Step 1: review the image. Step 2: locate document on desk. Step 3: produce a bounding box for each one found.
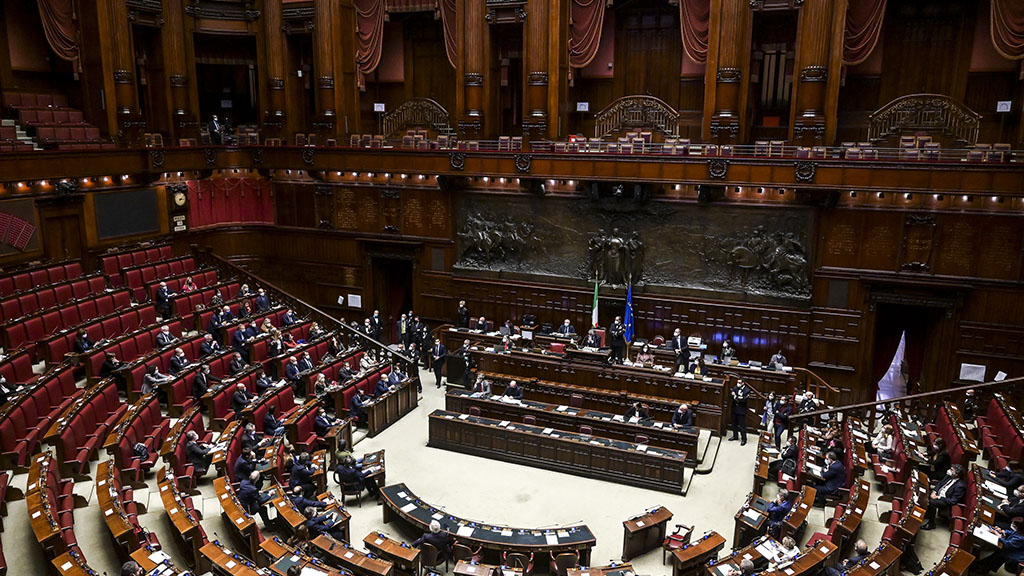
[743,509,762,523]
[458,414,470,420]
[432,512,444,520]
[400,503,418,513]
[397,491,408,499]
[984,480,1007,496]
[973,524,1001,546]
[542,428,554,434]
[301,568,328,576]
[763,447,779,456]
[556,405,568,412]
[653,422,664,428]
[501,529,513,537]
[546,534,560,545]
[148,550,171,564]
[457,525,475,538]
[636,444,648,452]
[498,420,510,427]
[613,415,625,422]
[806,463,822,475]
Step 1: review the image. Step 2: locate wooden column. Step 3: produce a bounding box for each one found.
[260,0,288,138]
[547,0,569,140]
[702,0,752,144]
[337,0,361,137]
[313,0,359,139]
[313,0,339,136]
[456,0,488,139]
[163,0,194,140]
[523,0,550,139]
[103,0,144,145]
[789,0,845,146]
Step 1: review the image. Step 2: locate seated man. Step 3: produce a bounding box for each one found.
[412,520,452,563]
[813,451,846,506]
[997,485,1024,529]
[973,516,1024,574]
[672,403,695,427]
[993,464,1024,492]
[503,380,523,400]
[349,390,371,427]
[255,369,276,393]
[185,430,214,477]
[228,352,249,376]
[314,407,340,438]
[334,455,381,499]
[237,470,273,527]
[387,366,407,387]
[303,507,347,540]
[727,559,756,576]
[100,352,127,394]
[233,449,258,483]
[155,325,178,348]
[192,364,220,402]
[241,422,268,452]
[824,540,871,576]
[169,348,190,374]
[199,333,222,357]
[232,383,255,416]
[556,318,576,336]
[281,309,299,326]
[263,404,286,437]
[289,452,319,498]
[768,436,799,479]
[922,464,966,530]
[766,489,793,538]
[374,376,393,397]
[297,351,315,373]
[624,401,650,421]
[581,330,601,348]
[288,484,327,512]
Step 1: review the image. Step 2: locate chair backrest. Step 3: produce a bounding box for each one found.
[569,394,583,408]
[419,542,441,566]
[523,416,536,425]
[506,552,532,571]
[553,552,579,576]
[579,425,592,435]
[452,543,474,562]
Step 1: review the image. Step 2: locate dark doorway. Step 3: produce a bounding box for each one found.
[491,24,523,136]
[870,303,950,398]
[41,214,82,261]
[193,34,259,128]
[371,257,414,343]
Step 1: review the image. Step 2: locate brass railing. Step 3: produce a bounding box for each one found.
[868,94,981,145]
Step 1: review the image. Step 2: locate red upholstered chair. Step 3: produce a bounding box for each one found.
[662,524,693,564]
[550,551,580,576]
[503,552,534,576]
[550,342,565,353]
[592,329,606,347]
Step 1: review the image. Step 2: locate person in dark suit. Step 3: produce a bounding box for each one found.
[155,282,175,318]
[199,333,221,357]
[672,403,695,427]
[208,115,225,144]
[556,319,576,336]
[228,352,248,376]
[471,374,492,396]
[369,310,383,341]
[232,383,254,415]
[169,348,190,374]
[668,328,687,373]
[994,465,1024,492]
[334,455,380,498]
[387,366,407,386]
[232,327,252,362]
[720,340,736,362]
[499,320,517,337]
[503,380,524,400]
[473,316,488,332]
[768,435,799,479]
[233,450,257,482]
[814,451,846,506]
[73,329,95,354]
[412,520,453,563]
[314,407,340,438]
[921,464,967,529]
[238,470,274,526]
[374,377,392,397]
[192,364,220,403]
[155,325,177,348]
[264,404,285,436]
[207,309,226,343]
[100,352,126,393]
[997,485,1024,528]
[457,300,470,328]
[766,489,793,537]
[824,540,871,576]
[185,430,213,477]
[284,356,302,392]
[430,340,446,389]
[303,508,347,540]
[581,329,601,348]
[289,453,318,498]
[254,289,271,312]
[297,352,314,373]
[624,401,650,421]
[397,313,411,347]
[282,309,299,326]
[241,422,267,452]
[608,316,626,363]
[963,388,980,422]
[255,369,275,394]
[349,391,371,427]
[730,380,751,444]
[926,437,952,484]
[973,517,1024,574]
[773,396,793,449]
[288,484,327,512]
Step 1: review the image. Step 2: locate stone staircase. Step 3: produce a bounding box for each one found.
[1,118,41,150]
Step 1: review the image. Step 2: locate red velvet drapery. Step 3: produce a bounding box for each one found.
[679,0,709,64]
[569,0,606,69]
[187,179,274,229]
[843,0,886,66]
[991,0,1024,77]
[36,0,79,70]
[439,0,457,68]
[356,0,386,87]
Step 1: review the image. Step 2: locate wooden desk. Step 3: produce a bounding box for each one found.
[130,545,192,575]
[927,547,974,576]
[95,459,136,552]
[364,532,420,576]
[270,483,350,542]
[733,494,771,548]
[365,378,420,437]
[381,483,596,564]
[757,540,837,576]
[567,564,635,576]
[157,467,208,572]
[753,432,777,494]
[201,540,263,576]
[428,409,688,493]
[670,531,727,576]
[312,534,395,576]
[454,560,523,576]
[826,479,869,551]
[843,543,901,576]
[214,476,262,560]
[781,487,816,540]
[446,389,699,465]
[259,536,350,576]
[52,551,95,576]
[622,506,673,561]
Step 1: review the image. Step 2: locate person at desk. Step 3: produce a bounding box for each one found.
[499,334,513,352]
[156,325,178,348]
[374,375,393,397]
[687,356,707,376]
[334,455,381,499]
[766,489,793,537]
[624,401,650,421]
[185,430,214,477]
[823,539,870,576]
[282,309,299,327]
[73,329,95,354]
[769,350,787,367]
[289,484,327,512]
[797,392,819,414]
[922,464,966,530]
[199,333,222,357]
[241,422,268,452]
[314,407,341,437]
[192,364,220,404]
[727,559,755,576]
[169,347,190,375]
[499,319,518,337]
[471,374,492,396]
[350,390,371,427]
[264,404,285,436]
[297,351,315,373]
[232,383,255,417]
[233,449,257,482]
[457,300,470,328]
[609,316,626,364]
[777,536,800,564]
[926,437,952,484]
[729,380,751,445]
[768,435,799,479]
[973,517,1024,575]
[772,396,792,449]
[387,365,407,386]
[101,352,127,394]
[556,319,576,336]
[255,369,276,394]
[430,340,447,389]
[669,328,687,373]
[239,470,275,527]
[453,338,471,357]
[141,365,170,399]
[290,452,319,498]
[720,340,736,363]
[228,352,249,376]
[672,403,695,427]
[581,329,601,349]
[870,425,895,459]
[473,316,488,332]
[412,520,453,563]
[993,464,1024,492]
[813,451,846,506]
[503,380,524,400]
[312,374,335,397]
[635,344,655,366]
[121,560,144,576]
[997,485,1024,528]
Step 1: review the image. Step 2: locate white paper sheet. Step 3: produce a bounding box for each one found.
[400,503,417,513]
[457,525,475,537]
[545,534,559,545]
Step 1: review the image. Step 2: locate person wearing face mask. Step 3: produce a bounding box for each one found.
[813,451,846,506]
[926,437,951,484]
[997,485,1024,528]
[669,328,687,373]
[369,310,383,341]
[635,344,655,366]
[972,516,1024,575]
[921,464,966,530]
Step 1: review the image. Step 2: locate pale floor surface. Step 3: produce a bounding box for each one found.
[1,377,971,576]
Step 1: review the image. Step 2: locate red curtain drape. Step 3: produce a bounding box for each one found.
[569,0,606,69]
[991,0,1024,78]
[679,0,709,64]
[36,0,79,69]
[439,0,457,68]
[187,179,273,229]
[843,0,886,66]
[356,0,386,87]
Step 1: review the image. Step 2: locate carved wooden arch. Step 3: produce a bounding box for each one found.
[593,95,680,139]
[868,94,981,145]
[382,98,456,139]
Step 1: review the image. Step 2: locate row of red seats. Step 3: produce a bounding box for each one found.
[287,399,325,454]
[1,287,132,352]
[979,394,1024,465]
[192,294,262,336]
[259,322,318,377]
[40,304,157,366]
[170,280,240,316]
[2,91,71,110]
[165,350,235,417]
[35,126,106,147]
[101,244,174,280]
[96,458,162,554]
[204,367,263,432]
[878,469,930,549]
[83,319,184,382]
[121,255,195,291]
[0,126,30,152]
[50,379,128,476]
[123,331,219,398]
[18,108,87,127]
[0,365,81,469]
[0,347,41,388]
[106,393,170,484]
[0,273,107,323]
[927,405,972,468]
[161,405,214,491]
[26,453,83,561]
[306,349,365,390]
[0,259,82,297]
[243,384,297,436]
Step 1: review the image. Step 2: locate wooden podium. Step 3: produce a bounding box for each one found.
[622,506,673,560]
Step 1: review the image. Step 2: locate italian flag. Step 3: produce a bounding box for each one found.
[591,279,599,327]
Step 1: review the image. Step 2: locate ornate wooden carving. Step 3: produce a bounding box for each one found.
[594,96,680,139]
[794,161,816,183]
[382,98,456,138]
[869,94,981,145]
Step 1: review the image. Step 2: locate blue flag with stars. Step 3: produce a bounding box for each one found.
[624,281,635,345]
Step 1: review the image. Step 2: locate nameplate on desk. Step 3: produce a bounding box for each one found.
[374,538,384,545]
[61,561,73,572]
[542,428,554,434]
[499,421,510,427]
[97,480,106,487]
[432,512,444,520]
[31,511,41,519]
[502,529,513,536]
[225,561,237,569]
[105,508,114,516]
[345,552,355,559]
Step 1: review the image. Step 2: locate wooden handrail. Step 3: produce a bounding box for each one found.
[791,367,841,407]
[191,246,415,367]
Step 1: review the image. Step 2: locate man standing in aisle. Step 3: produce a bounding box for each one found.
[430,339,447,389]
[730,379,751,445]
[609,316,626,364]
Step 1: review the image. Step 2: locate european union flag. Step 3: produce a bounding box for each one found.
[624,282,635,345]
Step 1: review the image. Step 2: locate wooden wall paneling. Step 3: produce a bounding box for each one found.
[612,3,682,112]
[404,14,457,115]
[703,0,752,143]
[286,33,315,136]
[313,0,340,136]
[524,0,551,139]
[103,0,142,143]
[272,182,318,228]
[337,0,361,137]
[0,2,13,91]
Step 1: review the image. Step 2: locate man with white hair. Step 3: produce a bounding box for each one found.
[185,430,213,477]
[155,281,175,318]
[412,520,453,562]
